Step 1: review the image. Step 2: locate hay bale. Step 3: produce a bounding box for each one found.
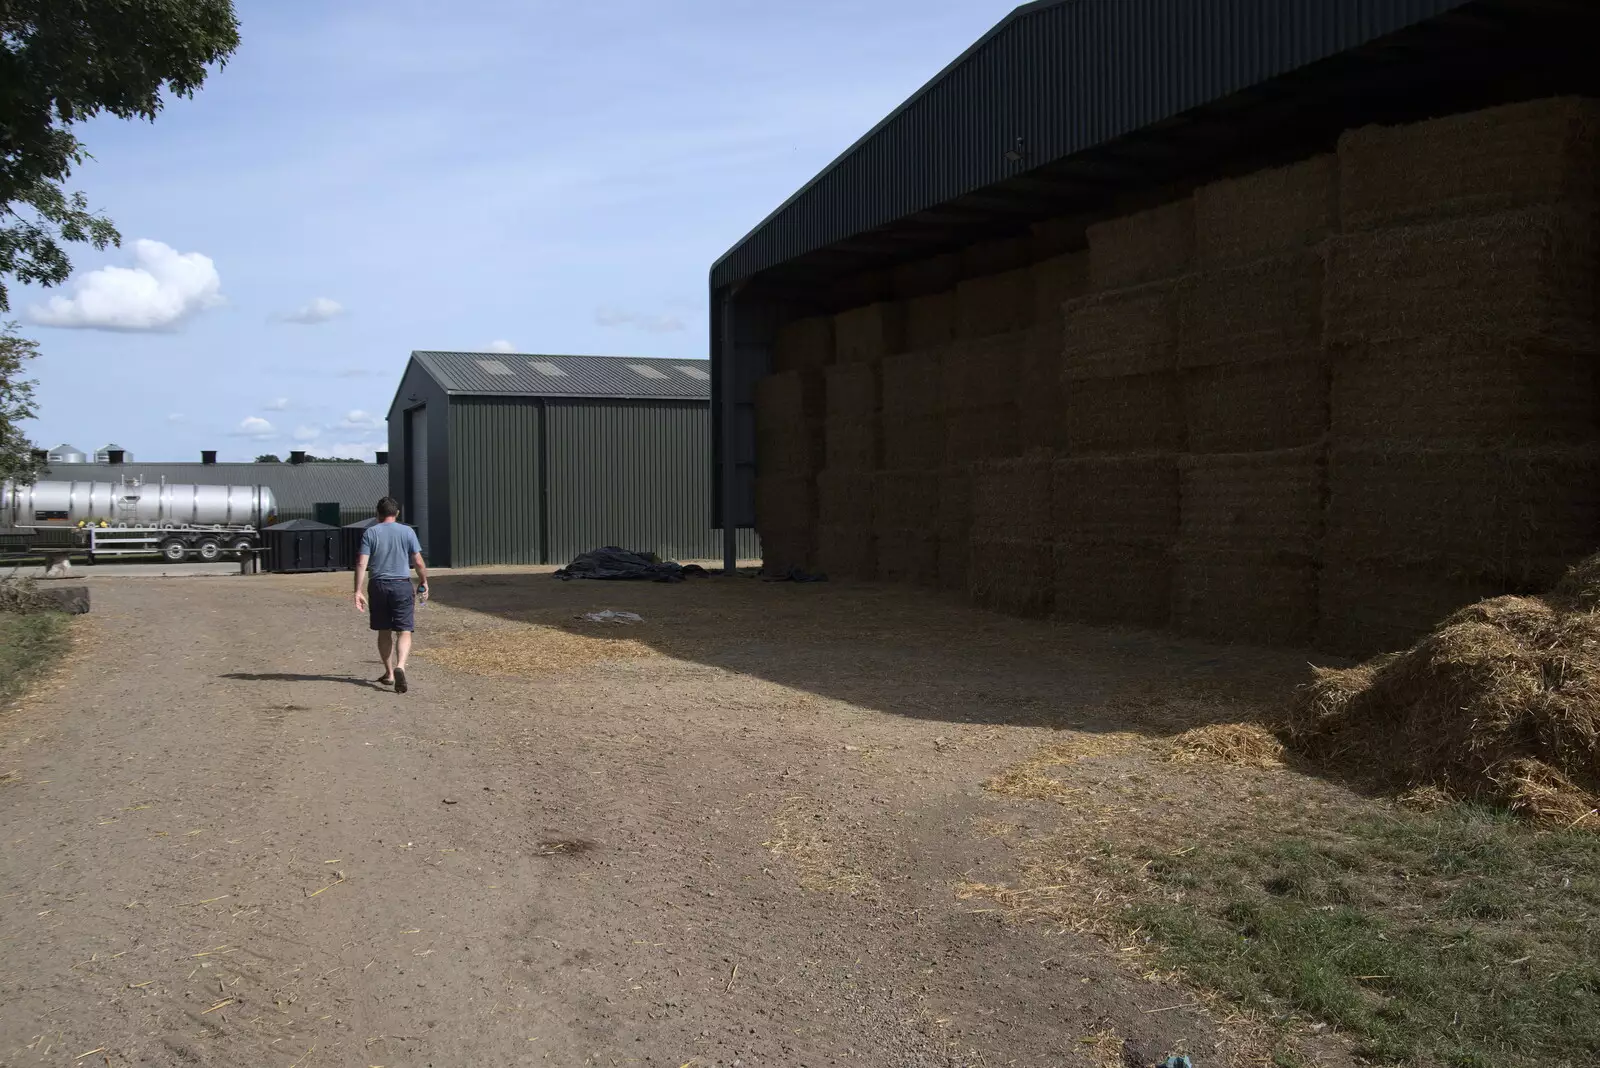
[1061,282,1178,380]
[1338,97,1600,233]
[1326,444,1600,587]
[817,469,876,529]
[756,474,815,532]
[892,253,961,299]
[876,529,940,586]
[968,539,1054,617]
[1317,555,1503,657]
[1017,328,1064,453]
[1062,373,1184,455]
[756,369,826,424]
[1177,250,1325,369]
[1184,358,1329,454]
[773,316,834,372]
[883,415,944,471]
[1052,454,1179,546]
[944,405,1021,464]
[956,268,1035,339]
[937,536,969,591]
[757,419,823,475]
[1179,447,1324,557]
[1053,542,1172,628]
[824,417,879,472]
[1173,549,1318,647]
[760,529,817,574]
[1324,206,1600,350]
[905,291,956,350]
[1287,578,1600,824]
[971,455,1054,543]
[834,302,906,364]
[874,468,939,532]
[881,351,942,420]
[825,363,879,420]
[1088,199,1195,290]
[962,235,1032,277]
[1330,336,1600,446]
[818,525,876,580]
[942,335,1026,412]
[938,466,972,540]
[1032,252,1090,325]
[1194,155,1338,265]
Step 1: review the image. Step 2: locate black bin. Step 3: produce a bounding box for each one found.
[263,519,342,573]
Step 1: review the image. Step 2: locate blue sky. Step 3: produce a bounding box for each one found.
[15,0,1017,461]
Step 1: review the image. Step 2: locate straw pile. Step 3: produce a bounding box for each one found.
[1326,444,1600,590]
[1288,561,1600,826]
[1330,336,1598,446]
[904,291,957,350]
[772,315,835,373]
[956,268,1035,339]
[1052,454,1178,627]
[1179,448,1324,557]
[1317,554,1503,657]
[1184,358,1329,453]
[1338,97,1600,233]
[834,302,906,364]
[1324,206,1598,350]
[1062,374,1184,455]
[1177,250,1325,369]
[968,454,1054,616]
[1168,723,1286,768]
[1173,548,1319,647]
[1087,200,1195,290]
[937,466,972,591]
[1194,154,1338,265]
[881,350,945,470]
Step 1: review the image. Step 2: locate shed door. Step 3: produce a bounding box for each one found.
[407,407,429,552]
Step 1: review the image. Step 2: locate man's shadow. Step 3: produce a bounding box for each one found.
[220,672,387,690]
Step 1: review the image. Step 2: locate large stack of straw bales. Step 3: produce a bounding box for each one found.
[751,96,1599,654]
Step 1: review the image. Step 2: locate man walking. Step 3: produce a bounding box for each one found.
[354,496,428,693]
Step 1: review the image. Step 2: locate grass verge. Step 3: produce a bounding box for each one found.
[0,610,71,706]
[1129,806,1600,1066]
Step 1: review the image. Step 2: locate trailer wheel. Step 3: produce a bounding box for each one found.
[229,537,253,557]
[159,538,188,563]
[196,537,222,562]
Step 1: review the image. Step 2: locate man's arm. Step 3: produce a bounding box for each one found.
[411,552,428,590]
[354,553,371,608]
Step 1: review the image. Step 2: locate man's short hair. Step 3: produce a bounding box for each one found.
[376,496,401,519]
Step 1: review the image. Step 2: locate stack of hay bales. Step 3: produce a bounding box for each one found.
[1321,97,1600,654]
[754,367,826,572]
[943,334,1026,464]
[1052,453,1178,627]
[1022,252,1089,451]
[1174,157,1336,645]
[967,452,1054,616]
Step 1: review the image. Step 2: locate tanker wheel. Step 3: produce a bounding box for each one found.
[196,537,222,562]
[229,537,253,557]
[159,538,188,563]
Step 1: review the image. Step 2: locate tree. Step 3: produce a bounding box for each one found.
[0,324,42,482]
[0,1,240,310]
[254,454,281,463]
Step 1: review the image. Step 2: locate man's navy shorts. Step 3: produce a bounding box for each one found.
[369,577,416,632]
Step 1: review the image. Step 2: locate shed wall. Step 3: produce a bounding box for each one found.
[447,397,544,568]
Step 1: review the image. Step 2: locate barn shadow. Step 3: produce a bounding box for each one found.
[422,568,1343,745]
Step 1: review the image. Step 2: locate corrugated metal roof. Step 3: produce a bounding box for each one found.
[409,352,711,401]
[41,462,391,516]
[711,0,1485,288]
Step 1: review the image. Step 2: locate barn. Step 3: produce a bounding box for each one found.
[386,351,759,568]
[711,0,1600,655]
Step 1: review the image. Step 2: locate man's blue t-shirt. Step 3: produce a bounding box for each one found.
[361,522,421,579]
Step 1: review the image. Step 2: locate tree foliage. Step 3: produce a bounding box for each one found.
[0,323,42,481]
[0,0,240,309]
[254,454,281,463]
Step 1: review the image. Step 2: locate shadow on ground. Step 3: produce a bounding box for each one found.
[221,671,387,690]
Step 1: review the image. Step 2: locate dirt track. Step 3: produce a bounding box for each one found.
[0,572,1357,1067]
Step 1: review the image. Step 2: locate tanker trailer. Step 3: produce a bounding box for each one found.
[1,477,278,562]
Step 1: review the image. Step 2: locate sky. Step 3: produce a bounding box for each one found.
[13,0,1020,462]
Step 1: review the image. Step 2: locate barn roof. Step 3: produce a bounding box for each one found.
[407,352,712,402]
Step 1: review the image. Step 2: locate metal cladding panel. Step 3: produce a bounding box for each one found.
[710,0,1470,287]
[544,400,760,566]
[447,398,543,568]
[413,351,711,400]
[407,408,429,553]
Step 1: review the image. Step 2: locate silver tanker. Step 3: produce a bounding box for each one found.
[2,478,277,530]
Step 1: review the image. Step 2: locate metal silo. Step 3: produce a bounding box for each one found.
[94,443,133,463]
[47,443,87,464]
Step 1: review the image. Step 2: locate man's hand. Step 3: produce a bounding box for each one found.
[354,591,368,612]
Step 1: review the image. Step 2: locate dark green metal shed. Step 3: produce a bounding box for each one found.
[385,351,760,568]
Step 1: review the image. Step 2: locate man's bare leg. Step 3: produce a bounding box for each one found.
[392,632,413,693]
[377,630,395,683]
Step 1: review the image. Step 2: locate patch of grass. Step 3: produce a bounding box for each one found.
[0,610,70,706]
[1126,806,1600,1066]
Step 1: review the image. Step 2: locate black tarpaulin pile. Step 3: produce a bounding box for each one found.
[553,547,710,583]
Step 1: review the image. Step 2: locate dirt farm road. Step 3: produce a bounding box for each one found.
[1,574,1347,1067]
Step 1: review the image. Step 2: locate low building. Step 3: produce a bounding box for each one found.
[386,350,758,567]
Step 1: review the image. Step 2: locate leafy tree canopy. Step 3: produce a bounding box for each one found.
[0,323,42,481]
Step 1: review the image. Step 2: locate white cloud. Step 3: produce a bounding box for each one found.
[336,368,372,378]
[264,397,290,411]
[292,424,322,442]
[595,306,687,334]
[167,413,186,424]
[233,416,277,439]
[281,297,344,324]
[26,239,224,331]
[486,339,517,353]
[340,409,381,431]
